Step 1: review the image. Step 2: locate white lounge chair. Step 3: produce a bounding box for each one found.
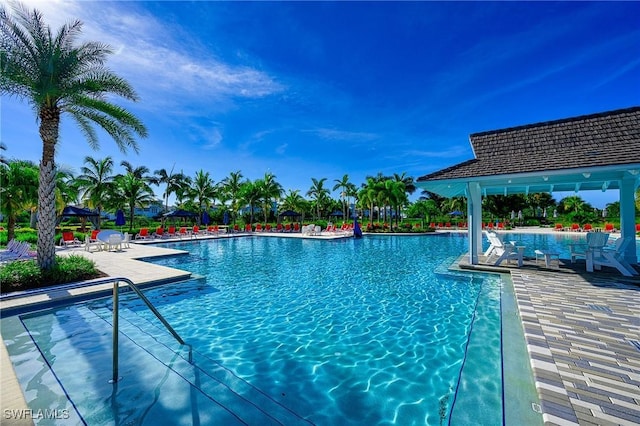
[569,232,609,263]
[485,233,524,267]
[588,237,638,276]
[483,231,503,257]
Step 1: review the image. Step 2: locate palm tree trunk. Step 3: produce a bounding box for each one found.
[37,111,60,270]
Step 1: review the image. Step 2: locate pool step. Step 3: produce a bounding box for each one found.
[89,303,312,425]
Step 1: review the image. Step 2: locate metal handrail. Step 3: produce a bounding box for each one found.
[95,277,192,383]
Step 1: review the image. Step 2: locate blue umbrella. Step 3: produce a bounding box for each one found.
[223,211,230,225]
[353,216,363,238]
[202,210,210,225]
[448,210,463,216]
[115,209,126,228]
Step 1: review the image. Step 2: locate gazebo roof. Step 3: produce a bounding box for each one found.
[416,106,640,197]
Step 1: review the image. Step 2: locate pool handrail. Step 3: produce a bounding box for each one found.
[104,276,192,383]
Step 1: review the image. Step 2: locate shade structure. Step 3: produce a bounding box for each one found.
[163,209,197,218]
[278,210,301,217]
[329,211,344,217]
[202,211,210,225]
[60,206,99,217]
[115,209,126,226]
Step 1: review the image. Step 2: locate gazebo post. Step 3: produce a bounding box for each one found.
[620,176,638,265]
[467,182,482,265]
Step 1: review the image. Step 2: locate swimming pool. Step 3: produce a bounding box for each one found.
[4,235,507,425]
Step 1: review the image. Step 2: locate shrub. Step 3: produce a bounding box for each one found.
[0,255,102,293]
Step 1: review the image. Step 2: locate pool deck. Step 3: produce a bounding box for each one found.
[459,255,640,426]
[2,229,640,425]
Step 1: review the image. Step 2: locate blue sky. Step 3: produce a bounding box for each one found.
[2,1,639,208]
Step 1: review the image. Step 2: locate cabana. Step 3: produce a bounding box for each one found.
[416,106,640,266]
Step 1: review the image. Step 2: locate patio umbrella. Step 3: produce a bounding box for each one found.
[57,205,99,231]
[510,210,515,220]
[115,209,126,230]
[602,209,607,218]
[543,208,547,218]
[202,210,210,225]
[553,209,558,218]
[223,211,229,225]
[353,216,362,238]
[517,210,523,220]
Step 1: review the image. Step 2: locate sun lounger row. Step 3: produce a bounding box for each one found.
[0,239,34,263]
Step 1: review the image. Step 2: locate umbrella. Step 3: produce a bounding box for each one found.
[115,209,126,229]
[517,210,523,220]
[553,209,558,218]
[510,210,515,220]
[58,205,99,231]
[353,216,362,238]
[543,208,547,218]
[223,211,229,225]
[202,211,210,225]
[602,209,607,218]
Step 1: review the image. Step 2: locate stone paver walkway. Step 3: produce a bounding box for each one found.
[511,269,640,426]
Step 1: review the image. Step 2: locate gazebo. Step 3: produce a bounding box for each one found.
[416,106,640,266]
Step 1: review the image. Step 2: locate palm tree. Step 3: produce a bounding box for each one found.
[0,160,39,241]
[121,160,158,186]
[280,189,306,214]
[154,165,187,213]
[333,174,356,220]
[257,172,283,223]
[189,170,217,223]
[1,4,147,269]
[307,177,330,220]
[114,173,156,232]
[75,156,114,229]
[239,180,261,225]
[221,171,246,225]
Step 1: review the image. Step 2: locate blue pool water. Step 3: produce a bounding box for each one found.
[5,235,505,425]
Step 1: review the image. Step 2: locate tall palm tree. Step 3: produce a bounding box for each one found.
[154,165,187,213]
[221,170,246,225]
[114,173,156,232]
[239,180,261,225]
[333,174,356,220]
[75,156,114,229]
[120,160,158,185]
[189,170,217,223]
[0,4,147,269]
[307,177,330,220]
[280,189,305,213]
[257,172,283,223]
[0,160,39,241]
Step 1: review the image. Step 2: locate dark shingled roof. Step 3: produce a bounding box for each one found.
[417,106,640,182]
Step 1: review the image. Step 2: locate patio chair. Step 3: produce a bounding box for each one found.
[265,224,272,232]
[568,232,609,263]
[284,224,291,232]
[276,223,283,232]
[554,223,564,231]
[153,227,165,238]
[136,228,151,240]
[294,223,300,232]
[569,223,582,232]
[178,227,189,239]
[60,231,81,247]
[255,223,263,232]
[192,225,201,237]
[167,226,177,238]
[245,224,253,232]
[84,235,102,252]
[0,240,31,261]
[483,231,504,257]
[604,223,616,232]
[122,232,131,249]
[583,223,593,232]
[105,234,123,252]
[485,234,524,267]
[588,237,638,276]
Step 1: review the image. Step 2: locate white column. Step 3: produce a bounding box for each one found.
[467,182,482,264]
[619,175,637,265]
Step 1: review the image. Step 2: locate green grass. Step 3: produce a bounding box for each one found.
[0,255,103,293]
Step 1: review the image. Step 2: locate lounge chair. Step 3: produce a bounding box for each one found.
[583,223,593,232]
[554,223,564,231]
[89,229,101,242]
[255,223,262,232]
[178,227,190,239]
[0,239,32,261]
[245,224,252,232]
[293,223,300,232]
[485,233,524,266]
[153,227,165,238]
[569,223,581,232]
[167,226,177,238]
[60,231,81,247]
[265,224,272,232]
[569,232,609,264]
[588,237,638,276]
[136,228,151,240]
[604,223,616,232]
[192,225,201,237]
[233,224,240,233]
[284,224,292,232]
[276,223,283,232]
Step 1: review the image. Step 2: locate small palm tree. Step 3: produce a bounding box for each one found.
[220,170,246,225]
[0,3,147,269]
[114,173,156,232]
[258,172,283,223]
[190,170,217,223]
[307,177,330,220]
[155,165,187,213]
[333,174,356,220]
